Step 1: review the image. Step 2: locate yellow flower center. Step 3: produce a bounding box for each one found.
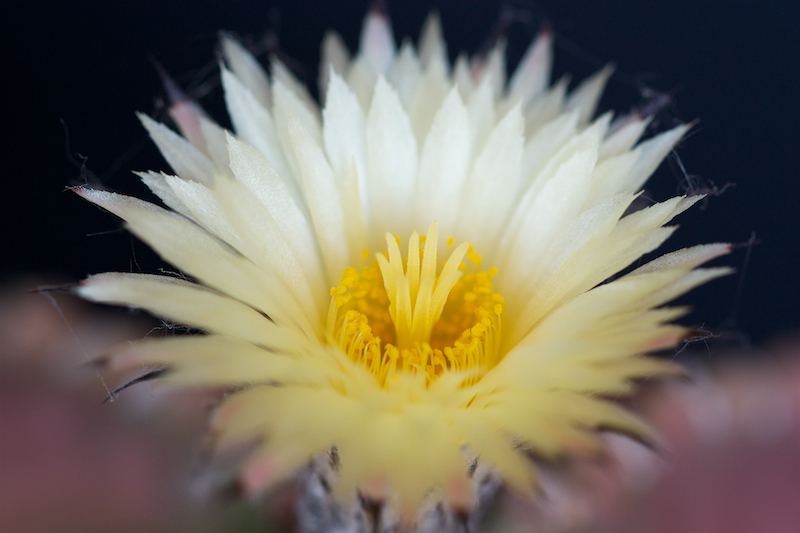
[328,222,504,387]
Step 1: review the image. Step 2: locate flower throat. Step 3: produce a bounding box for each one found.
[328,222,504,387]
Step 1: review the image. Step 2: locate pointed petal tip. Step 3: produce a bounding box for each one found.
[135,110,156,129]
[72,185,109,205]
[368,0,388,17]
[148,56,187,105]
[359,2,396,74]
[70,184,89,196]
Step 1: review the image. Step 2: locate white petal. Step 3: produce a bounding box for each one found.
[226,134,324,300]
[456,104,524,251]
[525,76,569,134]
[365,77,419,240]
[270,55,320,119]
[340,160,370,258]
[508,29,553,108]
[565,64,614,126]
[504,193,635,331]
[591,196,699,278]
[319,31,351,100]
[583,150,639,209]
[623,123,691,192]
[272,78,323,186]
[386,40,421,107]
[221,35,271,109]
[600,116,651,159]
[546,193,638,276]
[162,174,246,252]
[414,88,471,238]
[287,116,350,285]
[418,11,447,71]
[197,116,230,171]
[631,242,731,276]
[136,170,190,216]
[167,99,210,156]
[500,147,598,294]
[520,110,579,190]
[510,196,703,344]
[345,58,377,110]
[323,70,368,207]
[452,54,472,100]
[477,39,506,101]
[466,76,496,158]
[221,67,297,200]
[529,112,610,198]
[138,113,215,186]
[634,267,733,311]
[213,173,322,324]
[407,56,451,143]
[357,9,396,74]
[501,114,607,259]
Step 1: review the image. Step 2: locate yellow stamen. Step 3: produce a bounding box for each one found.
[328,223,503,387]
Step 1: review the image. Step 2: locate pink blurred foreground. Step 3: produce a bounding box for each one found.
[2,278,799,532]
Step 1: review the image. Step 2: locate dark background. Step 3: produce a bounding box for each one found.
[3,0,799,353]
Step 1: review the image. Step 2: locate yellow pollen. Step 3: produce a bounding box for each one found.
[467,245,482,265]
[447,237,455,246]
[327,222,503,387]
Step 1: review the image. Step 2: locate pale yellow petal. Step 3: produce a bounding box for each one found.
[78,273,296,348]
[111,336,325,387]
[76,188,315,337]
